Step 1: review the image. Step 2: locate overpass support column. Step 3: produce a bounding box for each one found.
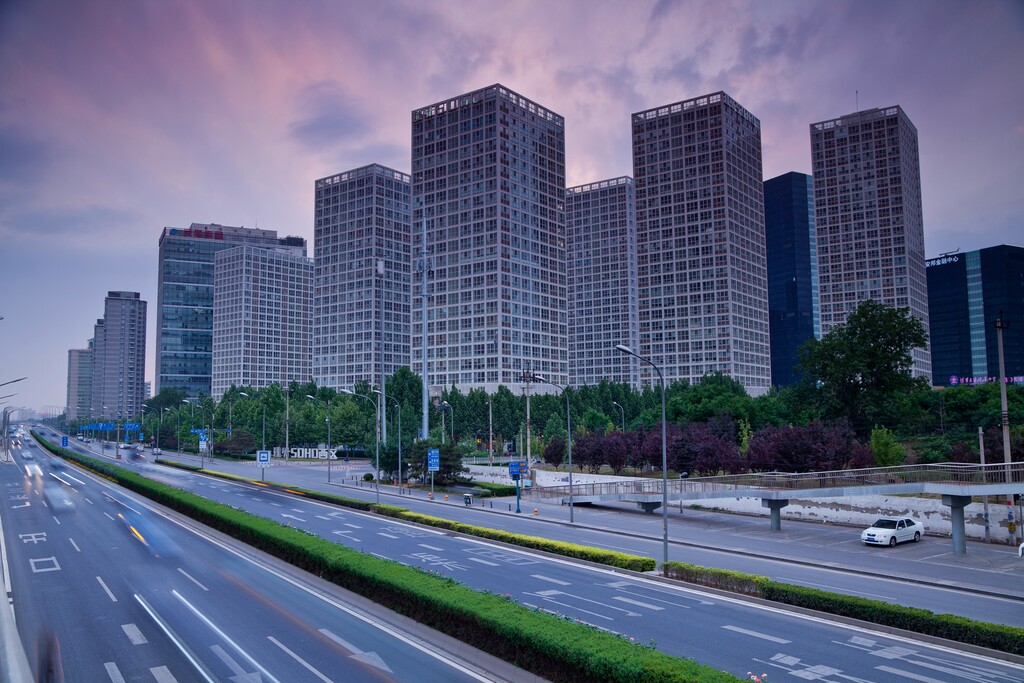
[942,495,972,555]
[762,499,789,531]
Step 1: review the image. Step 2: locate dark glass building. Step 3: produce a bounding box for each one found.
[764,172,819,387]
[926,245,1024,387]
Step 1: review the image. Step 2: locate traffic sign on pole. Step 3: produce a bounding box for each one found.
[257,450,270,464]
[428,448,440,472]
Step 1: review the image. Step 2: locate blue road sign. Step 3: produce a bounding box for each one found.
[190,428,206,435]
[61,436,68,448]
[257,450,270,464]
[124,422,140,431]
[428,448,440,472]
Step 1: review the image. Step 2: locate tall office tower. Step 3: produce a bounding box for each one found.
[764,172,820,387]
[631,92,770,396]
[566,176,638,388]
[412,84,567,394]
[212,244,313,399]
[66,339,94,420]
[313,164,411,391]
[89,291,147,420]
[926,245,1024,387]
[156,223,306,397]
[810,106,931,379]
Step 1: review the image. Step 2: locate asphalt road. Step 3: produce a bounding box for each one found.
[47,437,1024,682]
[108,442,1024,628]
[2,436,537,682]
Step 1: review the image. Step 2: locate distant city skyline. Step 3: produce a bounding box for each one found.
[1,0,1021,410]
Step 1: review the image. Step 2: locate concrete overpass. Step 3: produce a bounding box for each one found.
[527,461,1024,554]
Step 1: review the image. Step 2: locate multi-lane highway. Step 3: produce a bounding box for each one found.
[35,432,1024,683]
[1,435,536,682]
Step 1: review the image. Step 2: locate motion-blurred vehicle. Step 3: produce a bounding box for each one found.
[43,486,75,512]
[861,517,923,546]
[115,507,179,558]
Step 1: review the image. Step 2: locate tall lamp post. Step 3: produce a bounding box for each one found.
[612,401,625,432]
[441,401,454,444]
[307,394,333,483]
[343,389,380,503]
[533,375,573,523]
[616,344,669,569]
[375,390,402,492]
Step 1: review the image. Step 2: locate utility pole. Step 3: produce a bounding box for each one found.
[995,315,1018,544]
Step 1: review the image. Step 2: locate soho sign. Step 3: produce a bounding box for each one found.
[272,446,337,459]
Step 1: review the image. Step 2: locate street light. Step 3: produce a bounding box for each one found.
[307,394,333,483]
[375,390,402,492]
[441,401,454,444]
[342,389,380,503]
[612,401,625,433]
[533,374,573,522]
[616,343,669,569]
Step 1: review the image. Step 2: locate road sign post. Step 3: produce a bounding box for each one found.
[509,460,527,513]
[257,450,270,481]
[428,448,439,497]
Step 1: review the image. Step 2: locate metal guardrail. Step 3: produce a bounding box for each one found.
[528,461,1024,500]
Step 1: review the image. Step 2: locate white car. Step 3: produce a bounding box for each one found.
[861,517,923,546]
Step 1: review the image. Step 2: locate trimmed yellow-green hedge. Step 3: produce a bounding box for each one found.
[664,561,1024,656]
[37,433,738,683]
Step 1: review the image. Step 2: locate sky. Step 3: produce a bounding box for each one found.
[0,0,1021,414]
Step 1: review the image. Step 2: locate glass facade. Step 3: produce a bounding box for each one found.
[212,245,312,399]
[412,84,567,394]
[810,106,931,379]
[156,223,301,397]
[566,177,638,388]
[90,291,147,420]
[631,92,771,395]
[313,164,411,390]
[764,172,819,387]
[927,245,1024,386]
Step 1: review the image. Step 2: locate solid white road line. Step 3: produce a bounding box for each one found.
[97,576,118,602]
[177,568,209,591]
[875,665,944,682]
[418,544,443,551]
[172,590,282,683]
[134,594,216,683]
[268,635,333,683]
[612,596,664,611]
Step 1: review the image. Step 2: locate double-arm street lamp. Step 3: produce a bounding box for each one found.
[533,375,574,523]
[375,390,402,492]
[616,343,669,568]
[342,389,380,503]
[307,394,333,482]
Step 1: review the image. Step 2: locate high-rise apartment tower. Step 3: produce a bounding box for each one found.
[810,106,931,379]
[566,176,638,388]
[412,84,567,393]
[313,164,411,391]
[631,92,770,395]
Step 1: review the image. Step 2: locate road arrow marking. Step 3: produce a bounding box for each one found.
[319,628,393,673]
[280,513,306,522]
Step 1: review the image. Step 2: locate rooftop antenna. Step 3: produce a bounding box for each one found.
[856,90,859,112]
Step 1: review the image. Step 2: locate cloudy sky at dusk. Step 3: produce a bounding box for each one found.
[1,0,1021,413]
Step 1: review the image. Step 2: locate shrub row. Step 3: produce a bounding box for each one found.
[462,481,519,497]
[37,433,737,682]
[664,561,1024,656]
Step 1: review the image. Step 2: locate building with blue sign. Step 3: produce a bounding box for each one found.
[926,245,1024,387]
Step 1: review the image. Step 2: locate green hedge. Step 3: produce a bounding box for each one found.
[36,432,737,683]
[664,561,1023,656]
[463,481,518,497]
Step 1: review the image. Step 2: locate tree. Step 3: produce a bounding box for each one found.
[543,436,565,468]
[797,300,928,434]
[603,431,629,475]
[870,426,904,467]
